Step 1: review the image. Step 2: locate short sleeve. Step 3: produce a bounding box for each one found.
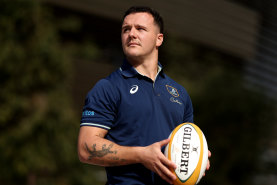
[80,79,118,130]
[182,89,194,123]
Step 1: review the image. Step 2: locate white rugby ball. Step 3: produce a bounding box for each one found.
[164,123,208,185]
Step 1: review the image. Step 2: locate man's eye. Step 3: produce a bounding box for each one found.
[123,28,130,33]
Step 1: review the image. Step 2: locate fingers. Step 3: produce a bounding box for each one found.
[203,150,212,176]
[155,139,177,184]
[159,138,170,147]
[156,163,176,184]
[159,144,177,184]
[206,159,210,171]
[142,139,177,184]
[160,152,177,170]
[203,159,210,177]
[207,150,211,170]
[155,157,176,184]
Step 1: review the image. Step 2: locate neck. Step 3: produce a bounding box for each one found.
[127,56,159,81]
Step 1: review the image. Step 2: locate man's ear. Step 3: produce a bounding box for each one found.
[156,33,164,47]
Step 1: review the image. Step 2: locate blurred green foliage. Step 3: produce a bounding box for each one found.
[0,0,104,185]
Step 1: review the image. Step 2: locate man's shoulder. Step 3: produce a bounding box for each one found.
[89,71,117,93]
[101,68,124,82]
[95,68,122,87]
[163,73,190,95]
[163,74,183,88]
[87,69,122,100]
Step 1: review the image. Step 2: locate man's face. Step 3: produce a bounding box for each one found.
[121,12,163,61]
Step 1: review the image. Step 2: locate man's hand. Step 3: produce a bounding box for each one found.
[139,138,177,184]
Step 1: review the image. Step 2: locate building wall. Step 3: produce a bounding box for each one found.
[244,0,277,101]
[44,0,260,60]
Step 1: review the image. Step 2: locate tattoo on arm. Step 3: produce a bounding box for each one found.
[85,143,117,160]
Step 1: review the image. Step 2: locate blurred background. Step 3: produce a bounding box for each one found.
[0,0,276,185]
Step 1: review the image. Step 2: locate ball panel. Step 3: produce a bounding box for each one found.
[187,123,204,185]
[196,133,209,184]
[167,123,185,161]
[174,123,200,183]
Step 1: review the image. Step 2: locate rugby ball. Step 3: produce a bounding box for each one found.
[164,123,208,185]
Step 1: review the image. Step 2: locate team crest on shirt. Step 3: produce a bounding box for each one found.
[166,85,179,97]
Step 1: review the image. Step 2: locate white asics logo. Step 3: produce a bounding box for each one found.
[130,85,138,94]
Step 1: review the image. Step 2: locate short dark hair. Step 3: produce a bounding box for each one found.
[123,6,164,34]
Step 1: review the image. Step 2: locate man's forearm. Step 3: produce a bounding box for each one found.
[78,136,143,167]
[78,126,177,184]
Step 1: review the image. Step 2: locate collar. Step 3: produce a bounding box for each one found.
[119,59,165,78]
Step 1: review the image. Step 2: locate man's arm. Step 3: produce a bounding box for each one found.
[77,126,177,184]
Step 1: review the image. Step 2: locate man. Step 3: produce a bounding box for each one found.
[78,6,210,185]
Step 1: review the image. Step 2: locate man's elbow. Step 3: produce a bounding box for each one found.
[78,144,89,164]
[78,148,100,166]
[78,152,87,163]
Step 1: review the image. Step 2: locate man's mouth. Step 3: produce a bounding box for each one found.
[128,42,140,47]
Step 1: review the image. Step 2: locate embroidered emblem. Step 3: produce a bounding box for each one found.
[166,85,179,97]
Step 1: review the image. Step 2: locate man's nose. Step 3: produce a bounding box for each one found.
[129,27,137,38]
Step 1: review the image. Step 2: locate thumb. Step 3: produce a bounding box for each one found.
[159,138,170,148]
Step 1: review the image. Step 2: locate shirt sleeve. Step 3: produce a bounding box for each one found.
[182,88,194,123]
[80,79,118,130]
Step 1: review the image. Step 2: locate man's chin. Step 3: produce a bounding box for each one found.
[125,51,142,58]
[125,55,144,64]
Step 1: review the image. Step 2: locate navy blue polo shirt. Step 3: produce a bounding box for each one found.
[80,60,193,185]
